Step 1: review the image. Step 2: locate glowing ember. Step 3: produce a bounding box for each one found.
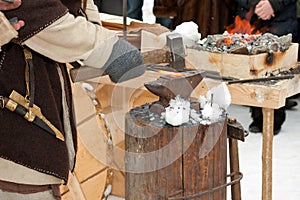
[156,70,186,78]
[196,8,292,55]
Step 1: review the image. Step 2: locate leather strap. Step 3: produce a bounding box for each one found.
[23,47,35,108]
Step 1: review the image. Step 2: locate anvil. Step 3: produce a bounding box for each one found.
[144,70,205,107]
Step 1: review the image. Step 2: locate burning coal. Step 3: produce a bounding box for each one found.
[197,32,293,55]
[195,9,293,55]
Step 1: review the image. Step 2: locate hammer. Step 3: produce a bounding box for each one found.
[166,32,186,71]
[69,33,186,82]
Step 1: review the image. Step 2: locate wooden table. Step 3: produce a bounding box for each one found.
[196,75,300,200]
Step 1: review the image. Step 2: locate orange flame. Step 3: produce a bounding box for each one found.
[227,16,260,35]
[226,10,260,35]
[156,70,186,78]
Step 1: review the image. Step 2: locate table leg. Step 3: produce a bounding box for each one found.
[229,138,241,200]
[262,108,274,200]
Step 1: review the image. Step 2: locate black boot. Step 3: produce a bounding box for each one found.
[249,107,263,133]
[273,107,286,135]
[285,98,298,110]
[248,107,285,135]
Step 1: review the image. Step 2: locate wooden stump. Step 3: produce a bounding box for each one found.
[125,105,227,200]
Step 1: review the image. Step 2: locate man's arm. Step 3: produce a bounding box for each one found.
[0,0,24,48]
[0,0,24,30]
[24,13,144,83]
[24,13,118,68]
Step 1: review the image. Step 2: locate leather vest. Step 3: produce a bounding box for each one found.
[0,0,82,181]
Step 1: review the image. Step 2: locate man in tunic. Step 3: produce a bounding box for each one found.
[0,0,144,199]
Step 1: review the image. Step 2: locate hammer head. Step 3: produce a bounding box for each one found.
[166,33,186,71]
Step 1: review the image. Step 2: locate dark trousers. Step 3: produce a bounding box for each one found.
[250,106,286,130]
[127,0,144,21]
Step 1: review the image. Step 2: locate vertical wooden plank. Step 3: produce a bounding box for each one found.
[262,108,274,200]
[182,121,227,200]
[157,126,183,199]
[229,138,242,200]
[125,113,160,200]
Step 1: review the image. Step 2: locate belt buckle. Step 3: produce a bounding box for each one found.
[0,96,4,109]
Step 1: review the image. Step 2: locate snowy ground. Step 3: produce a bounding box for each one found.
[227,101,300,200]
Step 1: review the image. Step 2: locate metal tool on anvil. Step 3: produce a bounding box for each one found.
[0,90,65,141]
[227,75,295,84]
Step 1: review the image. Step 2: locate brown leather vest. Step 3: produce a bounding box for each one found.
[1,0,82,181]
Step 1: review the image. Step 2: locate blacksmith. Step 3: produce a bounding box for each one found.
[0,0,143,199]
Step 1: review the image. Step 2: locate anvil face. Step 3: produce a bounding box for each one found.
[144,70,205,107]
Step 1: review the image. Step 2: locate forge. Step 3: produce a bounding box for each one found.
[186,10,299,80]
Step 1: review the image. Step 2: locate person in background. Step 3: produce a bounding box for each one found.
[0,0,143,199]
[0,0,24,48]
[127,0,144,21]
[93,0,144,21]
[234,0,298,135]
[128,0,172,28]
[153,0,236,37]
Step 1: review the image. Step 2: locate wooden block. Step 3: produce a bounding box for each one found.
[81,172,107,200]
[111,170,126,197]
[73,139,107,183]
[186,43,299,79]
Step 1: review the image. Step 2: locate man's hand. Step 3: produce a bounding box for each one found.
[0,0,24,30]
[0,0,21,10]
[255,0,275,20]
[10,18,24,30]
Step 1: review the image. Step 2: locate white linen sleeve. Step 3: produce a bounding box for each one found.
[24,13,118,69]
[85,0,102,25]
[0,12,18,50]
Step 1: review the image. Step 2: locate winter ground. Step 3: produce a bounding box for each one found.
[227,102,300,200]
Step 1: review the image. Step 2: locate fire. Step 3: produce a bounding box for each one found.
[156,70,186,78]
[223,10,268,47]
[226,15,260,35]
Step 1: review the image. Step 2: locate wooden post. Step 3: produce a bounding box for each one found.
[262,108,274,200]
[229,138,241,200]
